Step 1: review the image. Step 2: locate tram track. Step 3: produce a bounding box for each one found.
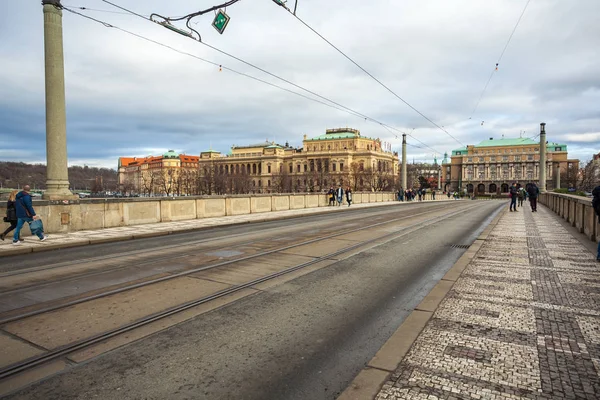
[0,202,458,323]
[0,202,436,283]
[0,201,488,384]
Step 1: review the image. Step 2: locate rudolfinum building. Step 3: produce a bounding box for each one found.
[442,137,579,195]
[197,128,399,194]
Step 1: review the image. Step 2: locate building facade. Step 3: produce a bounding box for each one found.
[118,151,200,195]
[442,137,579,194]
[197,128,399,194]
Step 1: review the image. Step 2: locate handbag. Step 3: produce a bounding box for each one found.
[29,219,44,236]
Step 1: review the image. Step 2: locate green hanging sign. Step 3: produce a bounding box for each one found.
[212,9,230,34]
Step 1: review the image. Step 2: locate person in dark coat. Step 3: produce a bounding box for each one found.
[345,187,352,207]
[13,185,46,244]
[527,183,540,212]
[327,187,335,206]
[509,183,519,212]
[1,190,21,241]
[592,185,600,262]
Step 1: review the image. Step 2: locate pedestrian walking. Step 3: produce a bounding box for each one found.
[417,189,423,202]
[345,187,352,207]
[509,183,518,212]
[328,187,335,206]
[517,188,525,207]
[1,190,21,241]
[398,187,404,202]
[432,190,436,200]
[591,185,600,262]
[447,191,451,199]
[335,185,344,206]
[527,183,540,212]
[12,185,47,245]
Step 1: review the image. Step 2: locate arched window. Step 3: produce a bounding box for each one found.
[253,164,257,174]
[489,183,497,193]
[477,183,485,193]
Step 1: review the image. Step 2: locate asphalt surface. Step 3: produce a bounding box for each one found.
[4,200,504,400]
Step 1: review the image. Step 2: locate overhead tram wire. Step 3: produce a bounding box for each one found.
[279,6,464,147]
[468,0,532,119]
[61,8,367,120]
[62,6,444,154]
[380,125,441,155]
[96,0,444,152]
[98,1,385,128]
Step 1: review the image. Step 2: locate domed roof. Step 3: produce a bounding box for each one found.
[163,149,179,159]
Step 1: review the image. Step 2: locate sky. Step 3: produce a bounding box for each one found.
[1,0,599,169]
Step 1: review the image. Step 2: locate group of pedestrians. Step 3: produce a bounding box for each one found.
[1,185,47,244]
[508,182,539,212]
[328,185,353,207]
[397,188,435,202]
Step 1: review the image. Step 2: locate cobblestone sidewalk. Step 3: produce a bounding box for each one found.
[376,205,600,399]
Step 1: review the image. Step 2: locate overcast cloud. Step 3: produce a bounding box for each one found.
[1,0,599,168]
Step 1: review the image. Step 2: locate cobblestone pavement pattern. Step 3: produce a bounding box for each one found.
[375,205,600,400]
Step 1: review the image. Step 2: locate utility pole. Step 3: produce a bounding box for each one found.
[401,134,407,189]
[42,0,75,199]
[539,123,547,192]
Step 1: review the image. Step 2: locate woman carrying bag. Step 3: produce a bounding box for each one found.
[1,190,21,241]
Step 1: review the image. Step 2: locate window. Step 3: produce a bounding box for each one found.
[527,155,533,161]
[555,147,561,151]
[304,164,308,172]
[490,156,496,162]
[267,165,271,173]
[479,157,484,162]
[267,180,271,187]
[468,157,473,163]
[456,151,461,155]
[297,164,300,173]
[289,165,293,173]
[332,163,337,172]
[340,163,344,171]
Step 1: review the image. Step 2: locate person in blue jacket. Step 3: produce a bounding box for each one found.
[13,185,46,245]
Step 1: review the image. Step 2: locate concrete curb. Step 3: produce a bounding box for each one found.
[337,207,506,400]
[0,199,458,258]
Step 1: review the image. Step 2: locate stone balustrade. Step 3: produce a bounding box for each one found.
[1,192,409,236]
[538,192,599,244]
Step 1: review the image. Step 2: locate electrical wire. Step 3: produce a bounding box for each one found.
[95,0,447,152]
[61,8,366,119]
[61,5,140,15]
[63,6,443,155]
[469,0,532,118]
[281,7,464,147]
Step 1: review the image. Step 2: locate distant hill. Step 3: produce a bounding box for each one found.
[0,162,117,192]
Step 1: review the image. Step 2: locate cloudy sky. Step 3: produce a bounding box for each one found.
[1,0,599,169]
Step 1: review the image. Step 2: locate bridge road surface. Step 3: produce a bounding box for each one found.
[2,200,504,400]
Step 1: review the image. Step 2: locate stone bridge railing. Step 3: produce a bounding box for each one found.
[539,192,599,243]
[1,192,420,236]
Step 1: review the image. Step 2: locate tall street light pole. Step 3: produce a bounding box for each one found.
[42,0,75,199]
[539,123,547,192]
[401,134,407,189]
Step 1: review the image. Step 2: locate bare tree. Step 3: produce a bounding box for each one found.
[577,159,600,192]
[273,169,293,193]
